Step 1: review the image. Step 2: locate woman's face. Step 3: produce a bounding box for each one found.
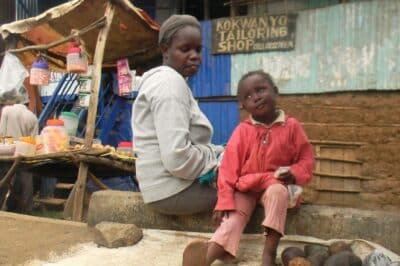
[161,26,202,78]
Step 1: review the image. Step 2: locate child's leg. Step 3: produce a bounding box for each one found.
[207,191,257,260]
[183,191,257,266]
[260,184,289,266]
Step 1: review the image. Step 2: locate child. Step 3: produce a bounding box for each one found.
[182,70,314,266]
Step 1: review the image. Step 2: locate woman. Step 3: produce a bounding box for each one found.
[132,15,222,215]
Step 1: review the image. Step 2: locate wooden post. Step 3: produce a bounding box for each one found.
[71,1,115,221]
[204,0,210,20]
[230,0,238,17]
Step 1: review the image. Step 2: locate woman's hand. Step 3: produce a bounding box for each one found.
[212,210,230,227]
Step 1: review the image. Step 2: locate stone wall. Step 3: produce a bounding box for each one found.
[239,91,400,211]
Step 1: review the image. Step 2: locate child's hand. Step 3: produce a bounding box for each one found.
[277,171,296,185]
[212,210,230,227]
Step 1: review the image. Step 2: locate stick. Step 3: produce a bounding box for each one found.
[69,155,109,190]
[76,155,135,174]
[72,2,115,222]
[63,155,109,220]
[4,16,106,55]
[0,157,22,189]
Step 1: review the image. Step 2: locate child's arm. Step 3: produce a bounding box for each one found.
[214,126,246,211]
[235,172,277,192]
[289,120,315,186]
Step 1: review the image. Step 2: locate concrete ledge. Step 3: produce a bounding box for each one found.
[87,190,400,254]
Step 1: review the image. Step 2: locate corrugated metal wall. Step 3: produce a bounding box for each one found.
[189,21,231,98]
[0,0,15,25]
[132,0,156,19]
[38,0,67,13]
[198,101,239,145]
[231,0,400,94]
[16,0,38,20]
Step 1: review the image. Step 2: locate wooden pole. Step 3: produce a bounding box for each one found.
[204,0,210,20]
[71,2,115,221]
[3,16,106,55]
[230,0,238,17]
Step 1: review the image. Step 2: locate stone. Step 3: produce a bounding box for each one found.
[282,247,306,266]
[323,251,362,266]
[363,250,392,266]
[307,252,329,266]
[328,241,351,256]
[92,221,143,248]
[289,257,312,266]
[304,244,328,257]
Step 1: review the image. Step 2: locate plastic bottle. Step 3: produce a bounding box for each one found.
[116,141,134,156]
[30,57,50,85]
[59,111,79,136]
[40,119,69,153]
[14,136,36,156]
[66,42,88,73]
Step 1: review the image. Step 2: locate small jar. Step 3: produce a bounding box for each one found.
[40,119,69,153]
[116,141,134,157]
[30,57,50,85]
[14,136,36,156]
[66,43,88,73]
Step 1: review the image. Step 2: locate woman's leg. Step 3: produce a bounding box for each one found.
[148,181,216,215]
[260,184,289,266]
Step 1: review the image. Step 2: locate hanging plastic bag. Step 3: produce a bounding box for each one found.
[116,58,133,96]
[0,52,29,103]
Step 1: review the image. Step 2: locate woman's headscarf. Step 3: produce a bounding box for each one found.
[158,14,201,45]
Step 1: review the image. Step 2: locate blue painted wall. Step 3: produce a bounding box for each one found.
[198,101,239,145]
[189,21,232,97]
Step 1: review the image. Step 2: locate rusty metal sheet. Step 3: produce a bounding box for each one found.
[0,0,160,70]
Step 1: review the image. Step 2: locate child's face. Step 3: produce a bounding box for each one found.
[239,74,277,121]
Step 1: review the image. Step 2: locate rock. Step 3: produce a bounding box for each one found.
[328,241,352,256]
[282,247,306,266]
[304,244,329,257]
[93,222,143,248]
[289,257,312,266]
[363,250,392,266]
[308,252,329,266]
[323,251,362,266]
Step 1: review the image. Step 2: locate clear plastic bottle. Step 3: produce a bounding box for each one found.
[40,119,69,153]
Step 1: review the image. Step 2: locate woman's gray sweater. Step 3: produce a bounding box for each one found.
[132,66,219,203]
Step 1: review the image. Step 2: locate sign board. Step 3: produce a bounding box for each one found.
[212,14,297,54]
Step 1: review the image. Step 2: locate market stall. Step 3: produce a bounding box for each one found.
[0,0,160,221]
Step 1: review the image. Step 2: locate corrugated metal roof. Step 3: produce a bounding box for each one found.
[198,100,239,145]
[1,0,160,71]
[231,0,400,94]
[189,21,231,98]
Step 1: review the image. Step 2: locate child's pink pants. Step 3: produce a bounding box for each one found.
[209,184,289,257]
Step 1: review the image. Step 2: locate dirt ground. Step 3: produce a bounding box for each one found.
[0,211,93,266]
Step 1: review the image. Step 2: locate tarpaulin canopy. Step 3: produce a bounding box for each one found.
[0,0,160,71]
